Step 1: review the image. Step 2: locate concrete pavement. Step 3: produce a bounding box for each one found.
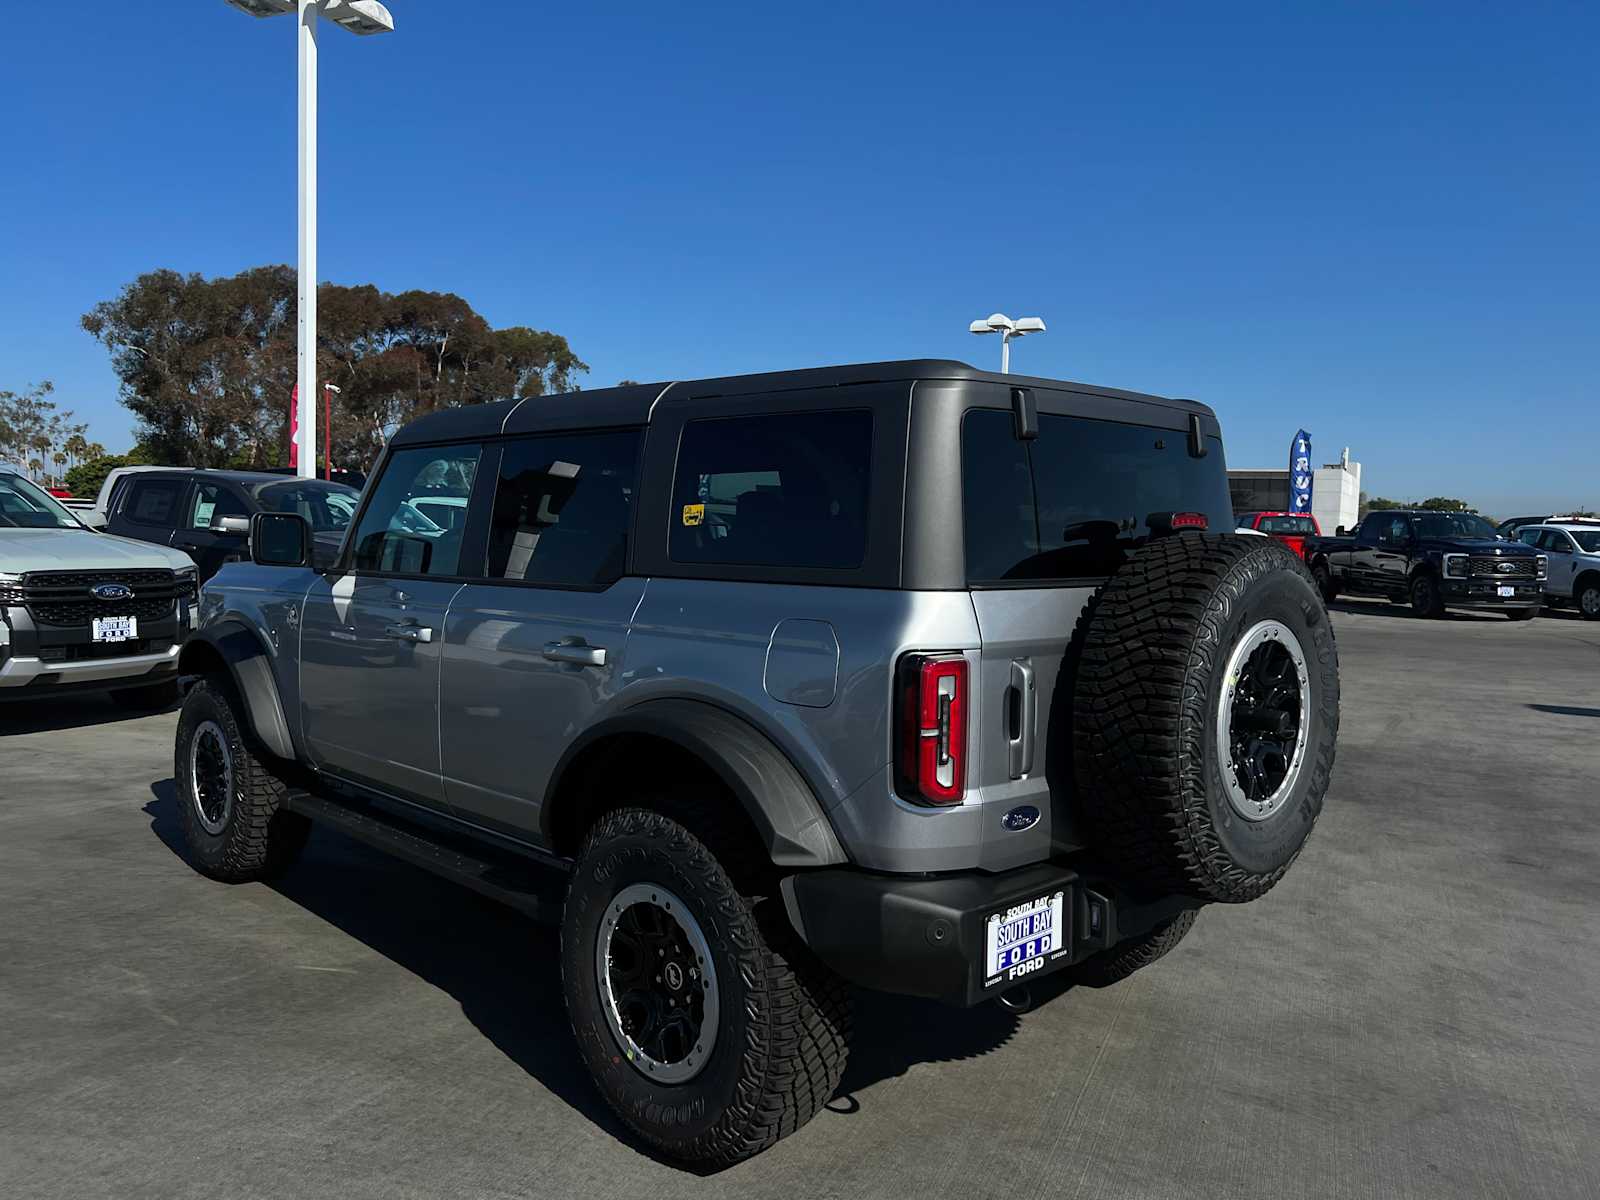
[3,600,1598,1199]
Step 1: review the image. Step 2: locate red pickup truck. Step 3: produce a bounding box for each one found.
[1236,510,1321,559]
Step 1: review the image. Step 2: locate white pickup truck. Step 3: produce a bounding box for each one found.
[0,465,197,706]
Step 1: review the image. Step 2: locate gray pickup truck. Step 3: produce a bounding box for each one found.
[172,361,1340,1166]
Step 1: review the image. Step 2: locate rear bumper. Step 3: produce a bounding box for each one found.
[782,860,1195,1006]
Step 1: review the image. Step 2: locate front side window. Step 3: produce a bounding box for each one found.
[487,429,641,588]
[669,410,873,570]
[255,481,360,532]
[189,483,249,530]
[0,471,82,530]
[1540,530,1575,553]
[124,479,184,527]
[961,409,1232,582]
[351,445,481,577]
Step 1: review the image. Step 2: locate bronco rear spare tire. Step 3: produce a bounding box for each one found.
[1072,534,1339,904]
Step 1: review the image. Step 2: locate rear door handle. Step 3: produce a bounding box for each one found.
[543,641,606,667]
[1007,659,1036,779]
[385,621,433,643]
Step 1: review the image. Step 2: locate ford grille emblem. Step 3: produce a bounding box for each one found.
[90,582,133,601]
[1002,805,1041,832]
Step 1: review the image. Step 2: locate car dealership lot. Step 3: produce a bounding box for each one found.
[3,601,1598,1200]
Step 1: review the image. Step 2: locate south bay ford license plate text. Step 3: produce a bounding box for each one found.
[985,891,1065,983]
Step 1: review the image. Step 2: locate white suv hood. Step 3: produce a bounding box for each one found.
[0,528,193,573]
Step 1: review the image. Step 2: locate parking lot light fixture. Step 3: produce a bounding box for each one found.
[223,0,395,478]
[969,312,1047,374]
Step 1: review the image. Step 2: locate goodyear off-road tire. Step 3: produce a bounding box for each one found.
[562,805,850,1168]
[173,678,309,882]
[1073,534,1339,904]
[1065,909,1199,989]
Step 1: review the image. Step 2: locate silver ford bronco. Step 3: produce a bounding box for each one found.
[172,361,1340,1166]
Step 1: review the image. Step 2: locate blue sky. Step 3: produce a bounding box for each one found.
[2,2,1594,514]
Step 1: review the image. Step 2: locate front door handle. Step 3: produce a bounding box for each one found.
[385,621,434,644]
[543,641,606,667]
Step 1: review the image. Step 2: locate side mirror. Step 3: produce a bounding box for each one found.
[249,512,311,568]
[211,514,251,536]
[1335,526,1348,537]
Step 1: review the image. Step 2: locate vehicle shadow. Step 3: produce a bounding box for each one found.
[144,780,1019,1168]
[0,694,175,736]
[1528,703,1600,719]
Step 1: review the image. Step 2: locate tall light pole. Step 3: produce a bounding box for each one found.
[225,1,394,478]
[969,312,1046,373]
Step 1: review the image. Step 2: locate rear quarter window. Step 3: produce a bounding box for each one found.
[669,409,872,571]
[962,409,1231,583]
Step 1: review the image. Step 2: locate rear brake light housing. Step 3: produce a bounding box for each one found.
[895,652,968,805]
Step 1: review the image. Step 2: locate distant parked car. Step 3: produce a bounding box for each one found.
[1517,521,1600,620]
[0,466,195,708]
[101,468,359,582]
[1306,509,1544,619]
[1235,510,1321,560]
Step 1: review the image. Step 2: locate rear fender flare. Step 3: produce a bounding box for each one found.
[543,698,848,868]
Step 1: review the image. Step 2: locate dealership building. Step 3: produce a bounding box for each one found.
[1229,449,1362,534]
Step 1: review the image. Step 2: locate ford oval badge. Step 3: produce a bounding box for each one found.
[90,582,133,601]
[1002,805,1040,832]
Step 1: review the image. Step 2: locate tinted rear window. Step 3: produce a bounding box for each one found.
[669,409,872,570]
[962,409,1231,583]
[1259,515,1316,534]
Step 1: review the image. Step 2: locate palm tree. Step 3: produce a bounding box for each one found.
[28,457,43,481]
[52,451,68,485]
[64,432,88,471]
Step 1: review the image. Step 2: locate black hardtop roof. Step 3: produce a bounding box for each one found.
[388,359,1216,448]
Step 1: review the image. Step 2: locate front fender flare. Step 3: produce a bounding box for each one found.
[544,698,849,868]
[179,622,295,761]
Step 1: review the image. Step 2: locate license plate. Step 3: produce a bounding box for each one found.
[92,616,137,643]
[985,891,1066,984]
[1498,586,1516,598]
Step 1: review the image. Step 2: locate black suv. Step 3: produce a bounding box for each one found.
[103,469,360,582]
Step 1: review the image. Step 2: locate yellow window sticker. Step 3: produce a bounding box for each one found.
[682,503,706,527]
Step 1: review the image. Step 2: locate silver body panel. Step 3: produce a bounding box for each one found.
[199,564,1089,874]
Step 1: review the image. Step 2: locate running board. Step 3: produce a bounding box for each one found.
[282,790,567,924]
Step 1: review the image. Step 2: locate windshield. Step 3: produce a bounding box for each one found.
[1259,515,1316,534]
[0,472,84,530]
[1412,512,1501,540]
[254,481,360,533]
[1569,530,1600,553]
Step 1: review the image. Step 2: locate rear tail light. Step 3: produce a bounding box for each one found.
[895,653,968,805]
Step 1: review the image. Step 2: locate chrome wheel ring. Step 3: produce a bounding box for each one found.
[188,720,234,836]
[595,883,719,1084]
[1217,620,1311,822]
